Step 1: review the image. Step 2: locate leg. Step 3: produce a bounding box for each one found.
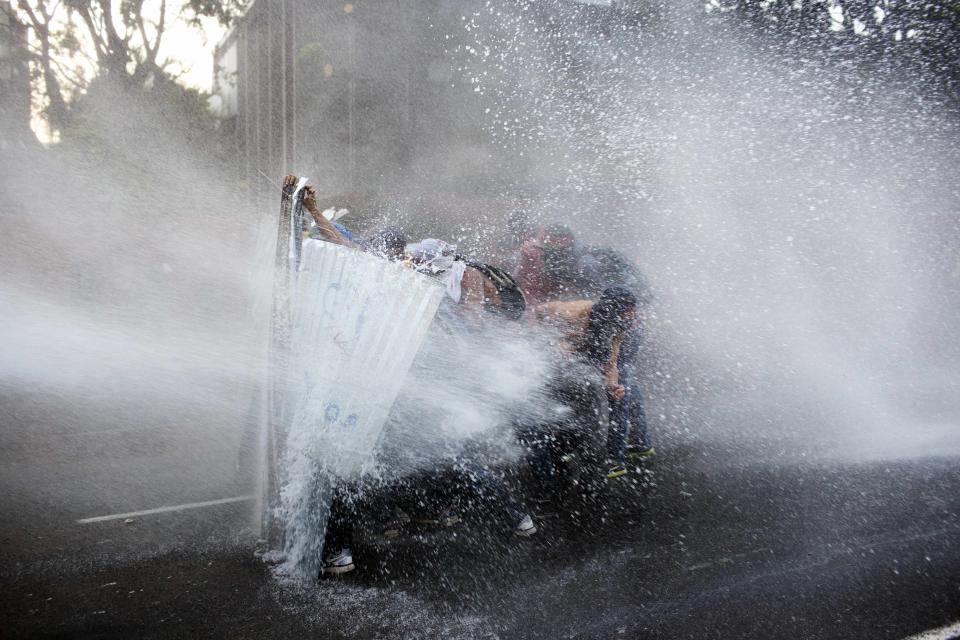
[454,459,534,535]
[517,422,558,486]
[617,329,652,453]
[624,376,651,450]
[321,483,356,575]
[607,394,628,466]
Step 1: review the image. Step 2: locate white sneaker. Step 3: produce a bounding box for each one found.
[514,514,537,537]
[321,548,355,575]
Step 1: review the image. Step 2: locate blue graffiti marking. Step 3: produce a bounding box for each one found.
[322,282,342,319]
[323,402,340,424]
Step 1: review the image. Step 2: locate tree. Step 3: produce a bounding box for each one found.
[6,1,70,129]
[5,0,244,136]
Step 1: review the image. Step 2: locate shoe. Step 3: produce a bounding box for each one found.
[606,465,628,479]
[415,503,461,527]
[626,445,656,460]
[380,508,411,539]
[321,548,355,575]
[438,503,461,527]
[514,514,537,537]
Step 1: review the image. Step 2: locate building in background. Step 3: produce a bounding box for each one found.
[0,1,34,148]
[213,0,624,223]
[214,1,506,207]
[211,25,239,122]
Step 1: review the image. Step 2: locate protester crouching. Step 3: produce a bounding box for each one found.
[404,237,537,536]
[517,223,580,306]
[532,287,639,480]
[576,246,656,469]
[279,172,661,575]
[407,238,526,322]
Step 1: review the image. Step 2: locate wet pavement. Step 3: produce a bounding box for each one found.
[2,423,959,640]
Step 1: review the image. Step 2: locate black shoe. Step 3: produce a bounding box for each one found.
[438,503,461,527]
[414,503,461,527]
[379,508,411,539]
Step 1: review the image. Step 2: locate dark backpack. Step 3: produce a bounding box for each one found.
[465,261,527,321]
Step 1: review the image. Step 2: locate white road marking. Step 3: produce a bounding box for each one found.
[903,621,960,640]
[58,425,177,437]
[76,495,255,524]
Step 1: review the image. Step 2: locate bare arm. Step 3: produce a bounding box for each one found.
[460,266,488,315]
[517,243,544,305]
[282,175,360,250]
[533,301,565,322]
[605,332,626,401]
[534,300,593,323]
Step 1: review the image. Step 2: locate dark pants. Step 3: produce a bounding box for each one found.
[446,459,527,525]
[607,329,650,465]
[399,448,528,526]
[322,483,357,554]
[520,359,609,488]
[324,458,528,553]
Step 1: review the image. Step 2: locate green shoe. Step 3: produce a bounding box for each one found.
[606,465,628,479]
[626,445,656,460]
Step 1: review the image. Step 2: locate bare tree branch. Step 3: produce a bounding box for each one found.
[99,0,122,49]
[72,5,108,62]
[16,0,70,128]
[136,10,151,60]
[31,42,86,88]
[153,0,166,63]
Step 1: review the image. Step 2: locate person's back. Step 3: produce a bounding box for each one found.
[409,238,527,322]
[533,299,595,349]
[517,224,579,306]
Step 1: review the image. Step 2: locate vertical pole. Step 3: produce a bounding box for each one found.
[348,7,356,192]
[262,180,304,546]
[283,0,295,171]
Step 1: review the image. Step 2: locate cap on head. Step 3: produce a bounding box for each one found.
[366,226,407,259]
[507,209,532,239]
[599,285,637,314]
[537,223,575,249]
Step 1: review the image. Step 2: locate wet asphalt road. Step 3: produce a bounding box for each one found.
[2,410,959,640]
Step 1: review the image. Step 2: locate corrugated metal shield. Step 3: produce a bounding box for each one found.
[278,239,442,576]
